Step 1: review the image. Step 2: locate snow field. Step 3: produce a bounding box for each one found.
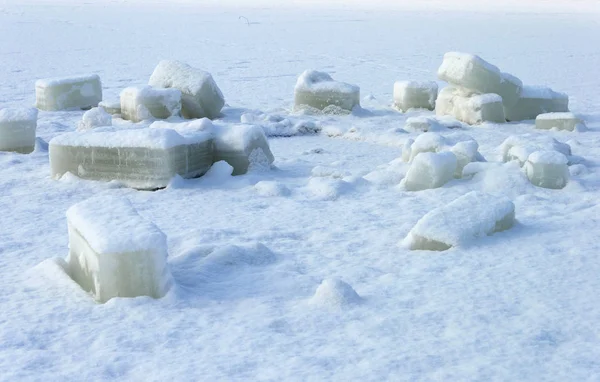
[0,107,38,153]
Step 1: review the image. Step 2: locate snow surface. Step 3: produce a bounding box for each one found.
[2,1,600,380]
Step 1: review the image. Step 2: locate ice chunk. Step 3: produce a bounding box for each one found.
[436,86,505,124]
[535,112,585,132]
[294,70,360,112]
[120,86,181,122]
[403,116,444,132]
[310,278,362,308]
[98,99,121,115]
[451,140,481,178]
[148,60,225,119]
[66,195,171,303]
[393,81,438,111]
[437,52,522,107]
[77,107,112,131]
[500,134,571,165]
[49,128,213,189]
[213,124,274,175]
[404,151,457,191]
[401,138,414,163]
[524,151,569,189]
[504,85,569,121]
[35,74,102,111]
[407,132,447,162]
[404,191,515,251]
[0,107,37,153]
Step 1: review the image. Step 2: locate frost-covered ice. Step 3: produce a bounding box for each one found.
[309,278,362,308]
[451,139,482,178]
[98,99,121,115]
[501,134,572,165]
[393,80,438,111]
[504,85,569,121]
[404,191,516,250]
[77,107,112,131]
[404,151,457,191]
[403,116,442,132]
[120,86,182,122]
[525,150,569,189]
[535,112,586,131]
[0,107,37,153]
[49,128,213,189]
[240,112,321,137]
[294,70,360,112]
[35,74,102,111]
[148,60,225,119]
[404,132,483,167]
[436,86,506,124]
[66,195,171,303]
[213,124,275,175]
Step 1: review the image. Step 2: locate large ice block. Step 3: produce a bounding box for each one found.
[120,86,182,122]
[148,60,225,119]
[524,151,569,189]
[437,52,522,107]
[535,112,585,132]
[66,195,171,303]
[403,191,515,251]
[504,86,569,121]
[404,151,457,191]
[77,107,112,131]
[436,87,505,125]
[0,108,37,153]
[213,124,274,175]
[294,70,360,112]
[500,134,571,166]
[50,128,214,189]
[393,81,438,111]
[35,74,102,111]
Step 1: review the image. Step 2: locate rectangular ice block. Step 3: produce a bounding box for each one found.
[99,99,121,115]
[213,124,275,175]
[535,112,584,131]
[504,86,569,121]
[404,151,457,191]
[294,70,360,112]
[393,81,438,112]
[524,151,569,189]
[0,108,38,153]
[436,87,505,125]
[120,86,182,122]
[35,74,102,111]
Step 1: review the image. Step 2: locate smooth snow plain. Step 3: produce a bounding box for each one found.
[1,1,600,380]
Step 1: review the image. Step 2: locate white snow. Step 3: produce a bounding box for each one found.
[148,60,225,119]
[404,151,457,191]
[0,107,37,153]
[77,107,112,131]
[524,150,570,189]
[309,278,362,308]
[536,112,586,131]
[35,74,102,111]
[120,86,182,122]
[393,80,438,111]
[403,191,516,250]
[66,195,171,303]
[294,70,360,112]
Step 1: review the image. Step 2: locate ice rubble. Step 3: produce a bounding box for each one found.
[404,151,457,191]
[524,150,569,189]
[403,116,445,132]
[500,134,572,166]
[393,81,438,111]
[535,112,586,132]
[120,86,182,122]
[504,86,569,121]
[309,278,362,308]
[35,74,102,111]
[77,107,112,131]
[403,191,515,251]
[66,195,171,303]
[0,107,38,153]
[49,128,214,189]
[213,124,275,175]
[294,70,360,112]
[435,86,505,124]
[148,60,225,119]
[98,99,121,115]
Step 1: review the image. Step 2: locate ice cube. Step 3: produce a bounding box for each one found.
[0,107,37,153]
[213,124,275,175]
[524,150,569,189]
[120,86,182,122]
[294,70,360,112]
[404,151,457,191]
[393,81,438,112]
[35,74,102,111]
[535,112,585,132]
[504,85,569,121]
[436,87,505,125]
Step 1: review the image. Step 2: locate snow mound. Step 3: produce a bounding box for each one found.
[196,243,277,279]
[35,74,102,111]
[307,177,351,200]
[309,278,362,308]
[120,86,182,122]
[403,191,515,251]
[393,80,438,112]
[240,112,321,137]
[524,150,569,189]
[255,181,291,197]
[0,107,37,153]
[77,107,112,131]
[404,151,457,191]
[294,70,360,112]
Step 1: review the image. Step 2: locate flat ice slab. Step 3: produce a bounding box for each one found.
[404,191,515,251]
[294,70,360,112]
[436,87,506,124]
[535,112,585,131]
[49,127,214,189]
[213,124,275,175]
[66,195,171,303]
[149,60,225,119]
[524,150,569,189]
[504,86,569,121]
[393,81,438,112]
[404,151,457,191]
[0,107,38,153]
[35,74,102,111]
[120,86,182,122]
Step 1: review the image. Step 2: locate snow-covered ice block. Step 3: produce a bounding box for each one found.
[393,81,438,111]
[524,151,569,189]
[49,128,213,189]
[500,134,571,165]
[436,86,505,125]
[120,86,182,122]
[77,107,112,131]
[66,196,171,303]
[213,124,274,175]
[404,191,515,251]
[504,86,569,121]
[403,116,444,132]
[0,108,38,153]
[35,74,102,111]
[294,70,360,112]
[98,99,121,115]
[535,112,585,132]
[404,151,457,191]
[310,278,362,308]
[451,140,481,178]
[406,132,446,162]
[148,60,225,119]
[437,52,522,107]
